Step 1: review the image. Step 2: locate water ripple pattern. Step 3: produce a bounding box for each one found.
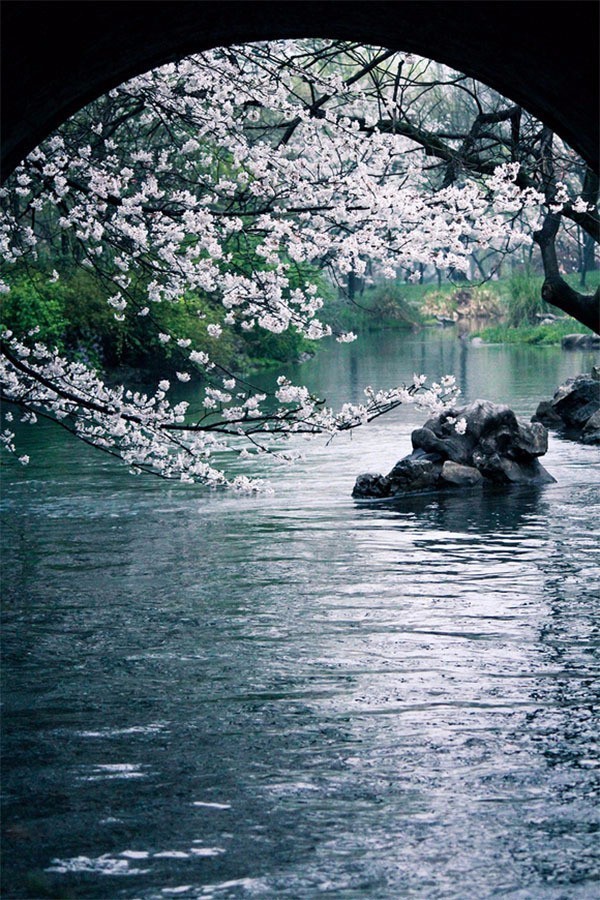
[2,334,599,898]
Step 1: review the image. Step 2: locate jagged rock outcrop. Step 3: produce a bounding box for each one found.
[532,367,600,444]
[353,399,555,498]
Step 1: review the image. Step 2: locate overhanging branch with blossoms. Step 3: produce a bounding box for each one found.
[1,40,597,485]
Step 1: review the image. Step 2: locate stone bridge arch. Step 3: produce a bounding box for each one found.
[1,1,598,178]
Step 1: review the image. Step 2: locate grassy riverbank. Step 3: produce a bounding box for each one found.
[472,320,595,345]
[324,270,599,344]
[2,264,597,380]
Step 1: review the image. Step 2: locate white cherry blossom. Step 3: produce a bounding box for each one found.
[0,40,557,487]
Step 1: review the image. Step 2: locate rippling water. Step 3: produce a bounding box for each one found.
[2,332,599,898]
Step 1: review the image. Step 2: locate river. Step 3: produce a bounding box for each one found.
[2,330,599,898]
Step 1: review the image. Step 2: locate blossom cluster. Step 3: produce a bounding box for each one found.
[1,326,464,486]
[0,41,555,485]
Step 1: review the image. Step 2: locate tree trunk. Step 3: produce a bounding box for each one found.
[580,231,597,288]
[347,269,356,302]
[535,212,599,333]
[472,253,488,280]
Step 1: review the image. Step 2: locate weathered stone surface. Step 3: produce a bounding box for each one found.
[581,409,600,445]
[353,398,555,498]
[554,379,599,428]
[532,371,600,442]
[387,455,442,492]
[513,420,549,458]
[561,333,600,350]
[411,426,471,464]
[440,461,483,486]
[352,473,390,499]
[472,451,555,485]
[476,417,548,461]
[533,400,563,427]
[501,458,556,485]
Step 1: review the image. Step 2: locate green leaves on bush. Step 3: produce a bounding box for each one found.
[0,263,322,377]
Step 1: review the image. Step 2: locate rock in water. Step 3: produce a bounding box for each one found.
[561,334,600,350]
[353,473,391,498]
[532,369,600,444]
[582,410,600,445]
[440,461,483,486]
[352,399,555,498]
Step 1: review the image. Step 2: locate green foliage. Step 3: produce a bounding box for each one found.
[0,273,68,350]
[5,258,590,375]
[365,285,425,325]
[325,269,599,337]
[1,266,129,369]
[419,284,504,320]
[398,282,456,305]
[0,262,323,378]
[505,267,550,326]
[565,269,600,292]
[324,283,423,332]
[324,279,510,332]
[143,292,238,372]
[241,326,316,369]
[475,319,593,345]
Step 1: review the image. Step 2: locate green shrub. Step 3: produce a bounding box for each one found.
[475,319,593,345]
[241,326,316,369]
[1,266,125,368]
[324,282,423,331]
[0,264,321,377]
[505,267,551,326]
[0,273,68,349]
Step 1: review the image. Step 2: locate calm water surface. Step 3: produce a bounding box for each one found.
[2,331,599,898]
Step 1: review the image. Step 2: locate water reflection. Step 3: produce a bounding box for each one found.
[2,333,599,898]
[355,483,545,535]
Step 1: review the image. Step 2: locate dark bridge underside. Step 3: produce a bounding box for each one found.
[1,0,598,179]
